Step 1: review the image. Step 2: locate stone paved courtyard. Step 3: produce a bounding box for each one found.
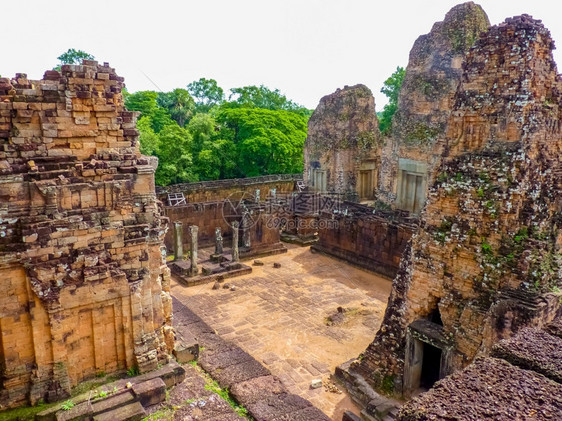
[171,244,392,419]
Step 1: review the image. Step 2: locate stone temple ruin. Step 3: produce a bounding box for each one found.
[1,2,562,420]
[0,62,173,408]
[344,10,562,403]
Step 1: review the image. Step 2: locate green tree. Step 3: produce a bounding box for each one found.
[137,117,159,156]
[55,49,95,70]
[378,66,406,135]
[196,139,239,180]
[157,89,195,127]
[228,85,311,117]
[154,125,196,185]
[188,113,216,153]
[187,78,225,113]
[125,90,173,133]
[216,108,306,176]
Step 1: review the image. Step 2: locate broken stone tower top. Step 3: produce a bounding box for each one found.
[0,61,173,408]
[303,84,380,199]
[392,1,490,145]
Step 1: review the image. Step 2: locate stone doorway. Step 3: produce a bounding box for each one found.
[313,169,327,193]
[420,342,442,389]
[358,160,376,200]
[396,159,428,214]
[403,319,452,397]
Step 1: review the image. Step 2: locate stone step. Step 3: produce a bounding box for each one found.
[91,390,135,415]
[92,401,145,421]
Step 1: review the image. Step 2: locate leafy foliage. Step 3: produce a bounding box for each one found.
[61,400,75,411]
[187,78,225,113]
[55,49,95,71]
[228,85,312,117]
[128,77,309,185]
[379,66,405,135]
[157,89,195,127]
[217,107,307,177]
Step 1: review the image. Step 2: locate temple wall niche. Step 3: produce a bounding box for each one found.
[0,61,173,409]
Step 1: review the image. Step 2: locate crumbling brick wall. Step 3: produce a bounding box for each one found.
[353,14,562,396]
[312,204,417,279]
[0,61,173,408]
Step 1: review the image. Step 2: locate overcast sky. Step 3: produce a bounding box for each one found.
[2,1,562,110]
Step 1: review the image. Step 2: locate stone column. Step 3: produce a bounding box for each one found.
[173,221,184,261]
[215,227,223,255]
[242,211,251,249]
[232,221,239,262]
[188,225,198,276]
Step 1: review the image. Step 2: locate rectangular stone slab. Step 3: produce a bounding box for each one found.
[131,377,166,407]
[92,401,146,421]
[91,390,135,415]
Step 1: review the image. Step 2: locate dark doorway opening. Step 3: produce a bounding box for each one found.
[420,342,442,389]
[429,307,443,326]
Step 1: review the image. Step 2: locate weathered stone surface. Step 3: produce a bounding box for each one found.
[379,2,490,209]
[214,359,271,389]
[342,410,362,421]
[230,375,287,405]
[172,297,329,418]
[132,377,166,407]
[171,395,240,420]
[92,401,146,421]
[90,391,136,415]
[397,357,562,420]
[354,14,562,397]
[491,328,562,383]
[271,405,332,421]
[0,61,173,409]
[312,203,417,278]
[199,347,254,375]
[304,84,380,200]
[247,393,312,421]
[173,338,199,363]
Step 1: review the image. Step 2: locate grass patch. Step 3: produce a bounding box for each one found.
[143,407,174,420]
[0,402,57,421]
[70,372,124,397]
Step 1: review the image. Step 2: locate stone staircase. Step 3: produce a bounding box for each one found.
[335,359,401,421]
[36,362,185,421]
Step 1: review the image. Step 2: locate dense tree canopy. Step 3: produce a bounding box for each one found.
[228,85,311,117]
[217,108,307,176]
[378,66,405,135]
[121,72,401,185]
[125,78,311,186]
[187,78,225,113]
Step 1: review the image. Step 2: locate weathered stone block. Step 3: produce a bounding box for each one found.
[131,378,166,407]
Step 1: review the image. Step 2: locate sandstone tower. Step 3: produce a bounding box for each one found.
[303,84,380,201]
[379,2,489,212]
[353,14,562,397]
[0,61,173,408]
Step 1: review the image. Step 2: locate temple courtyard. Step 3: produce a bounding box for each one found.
[171,244,393,419]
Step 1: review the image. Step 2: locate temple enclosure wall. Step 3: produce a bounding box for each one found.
[156,174,300,204]
[312,204,417,279]
[0,62,173,409]
[157,176,296,258]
